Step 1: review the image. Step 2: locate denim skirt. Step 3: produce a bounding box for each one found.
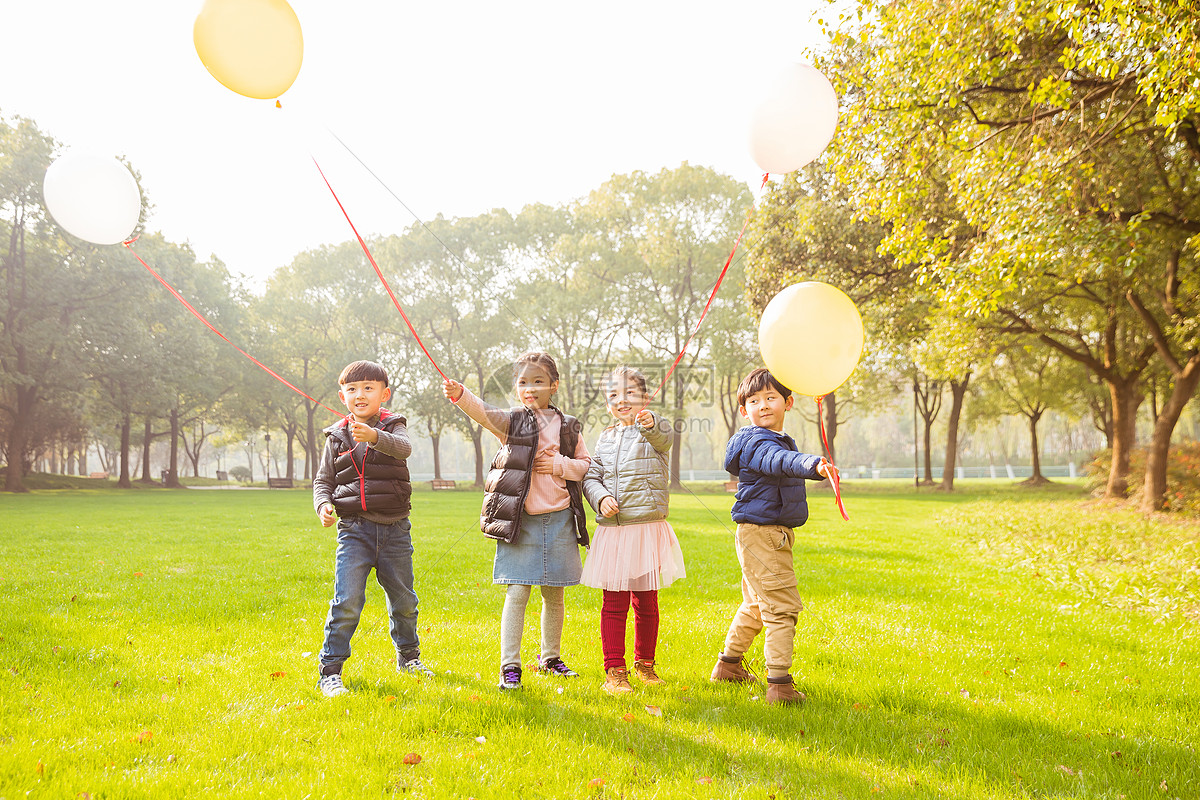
[493,507,583,586]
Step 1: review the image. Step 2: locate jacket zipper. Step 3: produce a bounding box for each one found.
[612,426,624,526]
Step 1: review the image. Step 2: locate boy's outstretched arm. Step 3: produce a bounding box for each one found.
[743,438,824,480]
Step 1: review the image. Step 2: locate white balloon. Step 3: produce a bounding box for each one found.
[748,63,839,175]
[43,153,142,245]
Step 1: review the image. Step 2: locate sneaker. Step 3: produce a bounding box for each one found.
[317,673,349,697]
[537,657,579,677]
[398,657,433,677]
[603,667,634,696]
[710,653,757,683]
[765,675,807,706]
[498,665,522,690]
[632,659,666,685]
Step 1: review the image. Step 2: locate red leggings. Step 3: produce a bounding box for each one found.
[601,590,659,670]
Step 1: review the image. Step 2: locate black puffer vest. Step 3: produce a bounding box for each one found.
[480,406,589,546]
[324,410,411,517]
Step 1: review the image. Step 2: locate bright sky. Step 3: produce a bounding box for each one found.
[2,0,830,287]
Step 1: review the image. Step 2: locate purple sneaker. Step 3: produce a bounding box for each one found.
[498,665,522,690]
[537,657,579,677]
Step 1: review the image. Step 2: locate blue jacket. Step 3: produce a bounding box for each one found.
[724,425,823,528]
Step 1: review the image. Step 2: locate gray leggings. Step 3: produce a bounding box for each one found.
[500,584,565,668]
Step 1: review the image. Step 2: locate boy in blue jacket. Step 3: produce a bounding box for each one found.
[711,368,834,706]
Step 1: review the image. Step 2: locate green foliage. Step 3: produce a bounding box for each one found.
[1087,443,1200,515]
[0,489,1196,798]
[227,465,252,482]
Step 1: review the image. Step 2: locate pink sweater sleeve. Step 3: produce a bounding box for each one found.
[554,436,591,481]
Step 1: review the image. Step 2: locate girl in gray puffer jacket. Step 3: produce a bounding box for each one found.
[581,367,686,696]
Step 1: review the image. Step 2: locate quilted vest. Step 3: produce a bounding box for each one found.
[326,411,412,517]
[479,406,589,546]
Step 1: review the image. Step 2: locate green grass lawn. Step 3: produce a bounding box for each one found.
[0,483,1196,799]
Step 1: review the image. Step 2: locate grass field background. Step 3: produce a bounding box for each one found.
[0,482,1196,799]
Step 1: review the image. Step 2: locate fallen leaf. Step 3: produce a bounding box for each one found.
[384,695,396,704]
[71,595,77,602]
[588,778,605,787]
[1159,781,1168,791]
[469,694,481,702]
[1056,765,1078,776]
[697,777,713,785]
[1110,751,1122,759]
[403,752,421,765]
[269,671,286,679]
[133,572,144,578]
[622,713,635,722]
[167,754,175,763]
[77,793,90,799]
[1058,661,1068,668]
[871,786,882,793]
[644,705,663,717]
[130,731,153,743]
[36,761,44,775]
[852,702,867,710]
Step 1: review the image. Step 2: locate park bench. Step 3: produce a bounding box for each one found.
[267,477,294,489]
[430,479,456,491]
[89,471,109,479]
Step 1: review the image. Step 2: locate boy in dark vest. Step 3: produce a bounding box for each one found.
[313,360,427,697]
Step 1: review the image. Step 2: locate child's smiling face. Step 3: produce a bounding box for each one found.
[740,386,793,431]
[605,376,645,425]
[339,379,391,423]
[514,363,557,409]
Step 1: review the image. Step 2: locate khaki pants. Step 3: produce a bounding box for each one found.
[721,522,803,676]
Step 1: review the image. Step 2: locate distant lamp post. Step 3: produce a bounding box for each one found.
[264,433,272,480]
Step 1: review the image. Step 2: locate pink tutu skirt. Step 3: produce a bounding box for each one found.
[580,520,686,592]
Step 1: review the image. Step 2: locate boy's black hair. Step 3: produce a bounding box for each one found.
[736,367,792,408]
[339,360,389,387]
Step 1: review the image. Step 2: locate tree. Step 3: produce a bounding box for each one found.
[824,0,1200,502]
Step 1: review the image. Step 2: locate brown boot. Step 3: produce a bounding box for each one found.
[603,667,633,695]
[632,659,666,685]
[765,675,806,705]
[710,654,756,683]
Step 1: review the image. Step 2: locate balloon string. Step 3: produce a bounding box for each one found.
[310,157,448,382]
[648,172,769,403]
[815,394,849,521]
[122,240,348,421]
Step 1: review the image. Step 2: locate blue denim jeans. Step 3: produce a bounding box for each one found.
[319,516,419,675]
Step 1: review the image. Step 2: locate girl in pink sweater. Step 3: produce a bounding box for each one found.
[444,352,591,690]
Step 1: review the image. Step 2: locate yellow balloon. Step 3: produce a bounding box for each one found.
[194,0,304,100]
[758,282,864,397]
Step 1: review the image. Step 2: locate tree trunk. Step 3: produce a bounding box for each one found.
[140,416,154,483]
[939,373,971,491]
[118,413,133,489]
[431,432,443,480]
[305,401,317,481]
[1141,357,1200,512]
[167,408,182,487]
[922,419,934,484]
[286,431,296,480]
[471,427,485,487]
[819,392,838,465]
[1105,377,1143,498]
[3,385,36,492]
[1026,408,1048,484]
[79,443,88,476]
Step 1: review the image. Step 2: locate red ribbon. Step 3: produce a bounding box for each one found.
[815,394,850,521]
[122,240,347,421]
[311,158,448,382]
[649,174,770,402]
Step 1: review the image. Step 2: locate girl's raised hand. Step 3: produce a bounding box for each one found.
[443,379,464,402]
[635,408,654,428]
